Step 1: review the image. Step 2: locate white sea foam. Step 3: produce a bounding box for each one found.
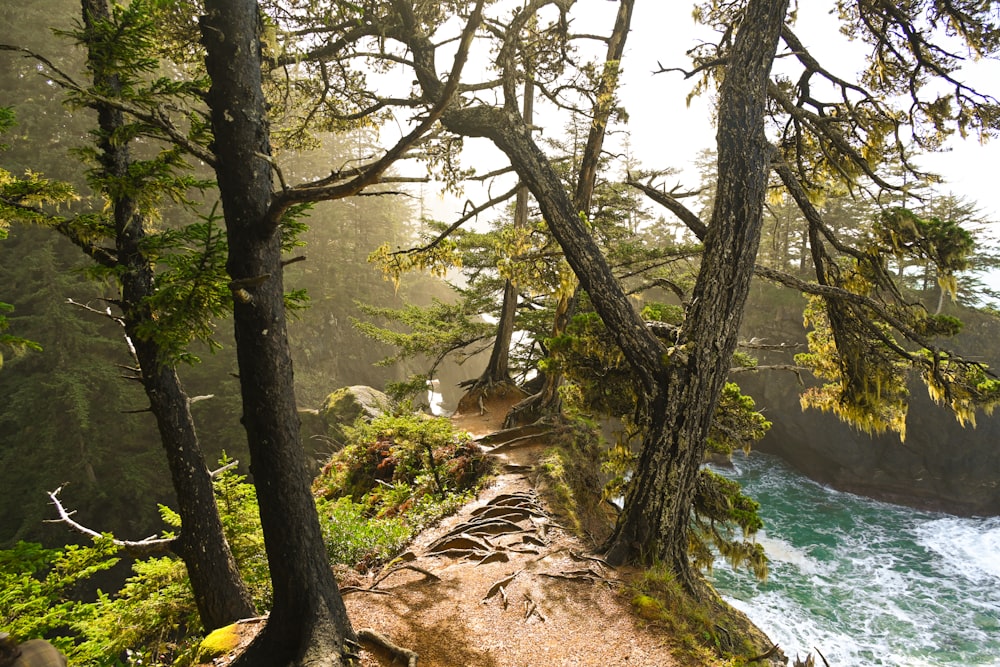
[755,532,823,575]
[711,453,1000,667]
[915,516,1000,583]
[724,591,870,665]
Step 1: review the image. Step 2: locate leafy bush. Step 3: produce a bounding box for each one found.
[316,497,411,570]
[313,411,493,569]
[0,538,118,657]
[211,456,271,609]
[79,556,200,666]
[315,412,491,515]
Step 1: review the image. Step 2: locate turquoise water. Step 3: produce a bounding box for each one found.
[708,453,1000,666]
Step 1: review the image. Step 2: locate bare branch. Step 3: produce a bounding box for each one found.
[47,486,176,559]
[209,460,239,478]
[265,1,488,225]
[625,174,707,239]
[391,184,520,257]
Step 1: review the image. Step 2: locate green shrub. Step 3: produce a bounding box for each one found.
[316,497,411,570]
[313,411,493,569]
[0,538,118,659]
[211,456,271,609]
[79,556,200,666]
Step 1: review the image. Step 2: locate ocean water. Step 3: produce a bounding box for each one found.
[708,453,1000,666]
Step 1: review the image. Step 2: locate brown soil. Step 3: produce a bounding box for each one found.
[203,393,685,667]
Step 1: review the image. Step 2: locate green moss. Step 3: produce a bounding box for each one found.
[631,593,664,621]
[629,565,783,666]
[196,624,240,662]
[531,420,616,545]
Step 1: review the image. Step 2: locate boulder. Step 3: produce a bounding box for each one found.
[319,385,393,445]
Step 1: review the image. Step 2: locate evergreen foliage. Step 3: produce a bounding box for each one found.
[315,412,491,522]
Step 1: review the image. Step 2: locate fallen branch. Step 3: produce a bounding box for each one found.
[357,628,419,667]
[46,486,175,559]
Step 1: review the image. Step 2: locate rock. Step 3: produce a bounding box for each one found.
[738,285,1000,516]
[319,385,394,445]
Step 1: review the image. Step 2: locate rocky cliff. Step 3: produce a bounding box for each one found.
[737,284,1000,516]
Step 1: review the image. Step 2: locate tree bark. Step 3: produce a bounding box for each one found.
[481,278,517,385]
[443,0,789,594]
[200,1,355,664]
[604,0,790,590]
[479,79,533,389]
[80,0,254,631]
[505,0,634,424]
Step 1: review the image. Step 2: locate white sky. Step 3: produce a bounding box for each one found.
[419,1,1000,224]
[616,1,1000,219]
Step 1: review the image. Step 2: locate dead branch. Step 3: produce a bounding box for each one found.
[209,459,239,478]
[66,298,124,326]
[46,486,175,559]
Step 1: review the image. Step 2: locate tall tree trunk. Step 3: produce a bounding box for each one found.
[444,0,788,594]
[479,79,534,390]
[506,1,633,424]
[80,0,254,630]
[200,1,355,664]
[604,0,790,590]
[480,278,517,385]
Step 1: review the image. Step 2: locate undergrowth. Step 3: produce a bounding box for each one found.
[531,418,616,547]
[0,411,494,666]
[529,419,780,666]
[630,564,782,666]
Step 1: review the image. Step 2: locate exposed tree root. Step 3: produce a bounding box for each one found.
[356,628,418,667]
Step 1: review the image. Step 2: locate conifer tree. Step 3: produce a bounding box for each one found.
[2,0,256,629]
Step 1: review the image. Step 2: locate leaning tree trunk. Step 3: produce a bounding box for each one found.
[506,1,632,425]
[200,1,355,665]
[603,0,790,589]
[80,0,254,630]
[443,0,788,594]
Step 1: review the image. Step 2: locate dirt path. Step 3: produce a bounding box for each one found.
[343,397,680,667]
[203,395,682,666]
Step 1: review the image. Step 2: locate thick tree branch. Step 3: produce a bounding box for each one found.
[625,175,707,239]
[265,0,486,225]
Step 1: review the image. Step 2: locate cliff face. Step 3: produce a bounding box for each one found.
[737,285,1000,517]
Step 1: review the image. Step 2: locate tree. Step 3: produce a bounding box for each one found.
[373,0,783,593]
[197,0,483,663]
[198,2,356,662]
[342,0,1000,598]
[2,0,256,629]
